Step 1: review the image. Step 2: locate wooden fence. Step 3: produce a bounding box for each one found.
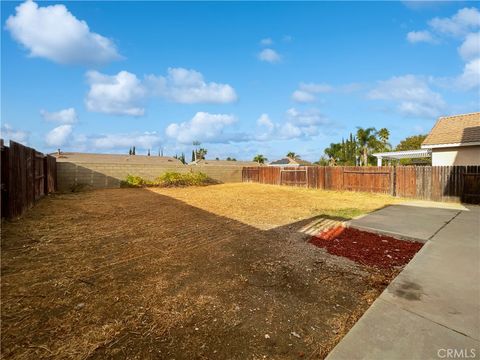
[1,140,57,219]
[242,166,480,203]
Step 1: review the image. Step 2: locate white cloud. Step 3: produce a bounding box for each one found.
[90,131,162,150]
[256,108,329,141]
[147,68,237,104]
[257,113,274,131]
[45,124,73,147]
[456,58,480,90]
[0,124,29,144]
[291,82,333,103]
[255,114,276,141]
[46,130,163,152]
[286,107,328,127]
[459,32,480,61]
[260,38,273,46]
[368,75,446,118]
[299,83,333,93]
[429,7,480,37]
[407,8,480,93]
[407,30,436,43]
[85,71,147,116]
[85,68,237,116]
[292,90,316,103]
[40,107,77,124]
[258,48,281,63]
[165,112,239,144]
[5,0,121,65]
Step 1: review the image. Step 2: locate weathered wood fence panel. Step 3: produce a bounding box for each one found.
[1,140,57,218]
[242,165,480,203]
[280,168,307,187]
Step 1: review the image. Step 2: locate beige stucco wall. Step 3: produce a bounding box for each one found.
[431,145,480,166]
[57,162,244,191]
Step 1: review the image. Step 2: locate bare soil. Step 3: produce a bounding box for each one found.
[1,186,401,359]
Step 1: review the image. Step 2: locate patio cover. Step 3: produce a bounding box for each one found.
[373,149,431,166]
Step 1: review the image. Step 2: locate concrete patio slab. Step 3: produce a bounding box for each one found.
[326,299,479,360]
[348,203,461,242]
[327,204,480,360]
[383,207,480,341]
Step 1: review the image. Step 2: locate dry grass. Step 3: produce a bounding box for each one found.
[1,186,400,359]
[151,183,401,229]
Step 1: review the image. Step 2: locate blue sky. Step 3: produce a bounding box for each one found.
[1,1,479,161]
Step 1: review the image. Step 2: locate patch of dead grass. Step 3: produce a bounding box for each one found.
[150,183,401,229]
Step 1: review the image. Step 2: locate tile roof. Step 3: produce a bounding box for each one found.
[422,112,480,147]
[269,157,313,166]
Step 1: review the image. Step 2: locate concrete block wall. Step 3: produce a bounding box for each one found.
[57,162,243,190]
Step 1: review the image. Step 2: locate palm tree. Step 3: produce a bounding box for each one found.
[286,152,300,159]
[253,154,267,164]
[192,141,201,161]
[377,128,391,151]
[324,143,342,165]
[356,127,378,166]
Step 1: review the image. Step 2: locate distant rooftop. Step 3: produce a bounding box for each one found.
[52,152,184,165]
[269,157,313,166]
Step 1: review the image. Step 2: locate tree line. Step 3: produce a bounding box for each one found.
[318,128,427,166]
[127,131,428,167]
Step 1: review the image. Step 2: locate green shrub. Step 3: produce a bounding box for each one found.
[121,172,217,188]
[121,174,149,188]
[156,172,216,187]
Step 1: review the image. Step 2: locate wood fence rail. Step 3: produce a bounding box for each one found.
[1,139,57,219]
[242,166,480,203]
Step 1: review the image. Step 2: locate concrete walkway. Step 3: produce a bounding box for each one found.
[326,203,480,360]
[347,201,468,242]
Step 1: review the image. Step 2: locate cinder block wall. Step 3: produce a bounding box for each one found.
[57,162,243,190]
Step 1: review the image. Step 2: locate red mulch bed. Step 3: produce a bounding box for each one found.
[310,226,423,270]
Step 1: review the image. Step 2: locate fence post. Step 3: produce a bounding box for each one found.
[1,139,9,218]
[392,166,397,197]
[43,156,48,195]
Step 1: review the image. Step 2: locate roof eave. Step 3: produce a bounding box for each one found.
[421,141,480,149]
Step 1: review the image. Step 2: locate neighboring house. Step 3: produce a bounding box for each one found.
[268,157,313,167]
[52,152,184,165]
[421,112,480,166]
[189,159,262,166]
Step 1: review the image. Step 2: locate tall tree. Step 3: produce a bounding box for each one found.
[253,154,267,164]
[356,127,378,166]
[179,153,186,164]
[286,152,299,159]
[196,148,207,160]
[191,150,195,162]
[132,146,136,155]
[395,134,429,165]
[377,128,391,151]
[129,147,132,156]
[395,134,427,151]
[192,141,201,161]
[147,149,150,156]
[324,143,342,165]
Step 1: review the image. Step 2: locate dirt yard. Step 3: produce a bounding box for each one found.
[1,184,401,359]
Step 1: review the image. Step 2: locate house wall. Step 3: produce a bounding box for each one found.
[431,146,480,166]
[57,162,244,191]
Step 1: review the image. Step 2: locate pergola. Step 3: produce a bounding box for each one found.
[373,149,431,166]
